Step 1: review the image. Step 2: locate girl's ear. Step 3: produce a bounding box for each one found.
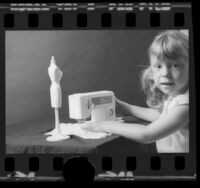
[147,68,156,92]
[146,67,154,84]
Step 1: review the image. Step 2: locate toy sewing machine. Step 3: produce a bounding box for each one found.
[68,90,116,123]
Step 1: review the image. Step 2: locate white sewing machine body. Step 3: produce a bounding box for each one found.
[68,91,116,122]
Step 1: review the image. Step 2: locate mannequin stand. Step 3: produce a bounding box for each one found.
[46,108,69,142]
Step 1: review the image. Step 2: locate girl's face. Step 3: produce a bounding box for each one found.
[150,55,189,97]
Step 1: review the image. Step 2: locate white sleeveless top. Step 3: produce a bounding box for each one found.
[156,90,189,153]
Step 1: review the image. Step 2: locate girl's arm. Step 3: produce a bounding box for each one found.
[144,105,189,143]
[83,105,189,144]
[116,98,160,122]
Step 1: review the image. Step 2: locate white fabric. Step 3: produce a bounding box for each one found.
[156,90,189,153]
[59,122,109,139]
[59,117,123,139]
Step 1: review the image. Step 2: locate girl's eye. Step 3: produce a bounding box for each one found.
[172,64,179,68]
[156,65,162,69]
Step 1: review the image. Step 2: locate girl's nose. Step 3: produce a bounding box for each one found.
[161,66,171,77]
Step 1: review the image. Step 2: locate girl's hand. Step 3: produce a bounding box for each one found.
[115,96,122,107]
[115,96,130,115]
[81,121,109,133]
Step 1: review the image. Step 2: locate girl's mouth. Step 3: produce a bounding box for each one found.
[160,83,174,85]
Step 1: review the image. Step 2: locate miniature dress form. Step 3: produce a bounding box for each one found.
[45,56,69,142]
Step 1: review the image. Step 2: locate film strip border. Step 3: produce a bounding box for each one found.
[1,11,189,29]
[0,3,191,29]
[0,154,196,180]
[0,2,196,181]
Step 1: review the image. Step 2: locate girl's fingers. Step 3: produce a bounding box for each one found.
[81,123,94,130]
[81,126,92,130]
[81,121,93,126]
[115,97,120,106]
[115,96,119,102]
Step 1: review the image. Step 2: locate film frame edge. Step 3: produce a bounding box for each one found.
[0,2,197,183]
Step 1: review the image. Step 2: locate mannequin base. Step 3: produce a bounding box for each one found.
[44,128,57,136]
[46,132,70,142]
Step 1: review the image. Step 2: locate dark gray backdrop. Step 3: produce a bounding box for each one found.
[6,30,159,126]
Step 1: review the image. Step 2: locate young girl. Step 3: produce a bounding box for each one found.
[83,30,189,153]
